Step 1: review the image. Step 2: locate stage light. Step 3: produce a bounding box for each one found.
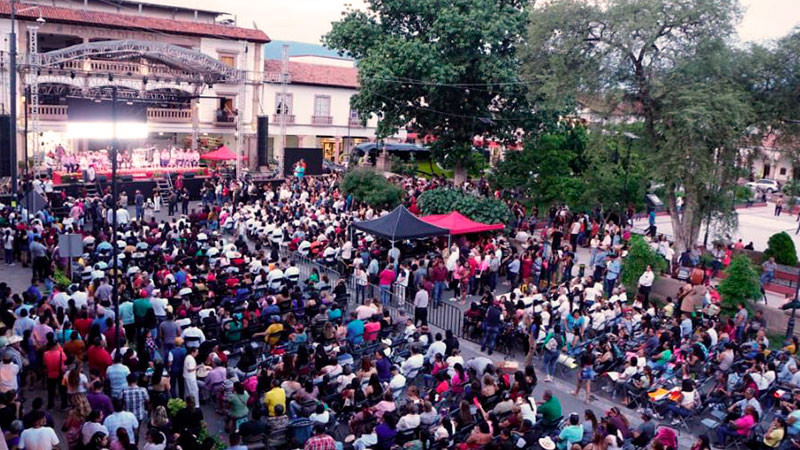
[108,74,114,82]
[66,122,149,140]
[70,72,75,79]
[142,77,148,85]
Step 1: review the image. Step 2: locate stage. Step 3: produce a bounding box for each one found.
[52,166,209,184]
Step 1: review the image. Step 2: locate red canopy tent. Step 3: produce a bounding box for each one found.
[420,211,505,235]
[200,145,246,161]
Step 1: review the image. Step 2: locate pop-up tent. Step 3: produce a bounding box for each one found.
[351,205,449,241]
[201,145,245,161]
[420,211,505,235]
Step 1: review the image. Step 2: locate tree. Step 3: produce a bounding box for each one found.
[417,188,512,226]
[340,170,403,209]
[621,235,667,292]
[718,255,763,313]
[490,128,587,210]
[324,0,531,184]
[765,232,798,266]
[523,0,746,252]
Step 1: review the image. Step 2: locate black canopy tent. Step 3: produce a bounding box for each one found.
[351,205,449,242]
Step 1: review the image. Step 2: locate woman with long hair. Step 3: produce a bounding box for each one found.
[582,410,599,446]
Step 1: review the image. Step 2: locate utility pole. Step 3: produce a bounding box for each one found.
[9,0,17,198]
[111,87,120,357]
[279,44,288,177]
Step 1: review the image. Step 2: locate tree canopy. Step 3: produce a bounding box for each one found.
[324,0,531,182]
[523,0,756,252]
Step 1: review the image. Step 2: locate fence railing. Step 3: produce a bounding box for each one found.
[280,246,463,335]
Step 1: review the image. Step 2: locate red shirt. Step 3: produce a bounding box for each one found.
[42,347,66,379]
[74,318,92,338]
[87,345,112,376]
[378,269,396,286]
[364,322,381,341]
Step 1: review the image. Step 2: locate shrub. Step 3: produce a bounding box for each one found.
[621,235,667,292]
[340,170,403,209]
[765,232,798,266]
[718,254,763,313]
[417,188,512,226]
[167,398,186,417]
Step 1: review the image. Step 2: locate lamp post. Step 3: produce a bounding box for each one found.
[782,278,800,339]
[110,87,121,357]
[9,0,17,198]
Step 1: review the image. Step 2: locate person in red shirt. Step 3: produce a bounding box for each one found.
[103,319,126,351]
[86,338,112,377]
[42,341,67,409]
[73,316,92,343]
[364,317,381,341]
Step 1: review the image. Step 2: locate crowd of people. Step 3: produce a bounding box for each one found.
[0,168,794,450]
[45,145,203,176]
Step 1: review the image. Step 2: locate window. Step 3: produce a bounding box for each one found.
[217,97,235,122]
[218,54,236,68]
[275,93,293,115]
[349,109,359,120]
[314,95,331,117]
[780,167,787,176]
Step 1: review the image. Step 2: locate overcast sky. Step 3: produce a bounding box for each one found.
[157,0,798,45]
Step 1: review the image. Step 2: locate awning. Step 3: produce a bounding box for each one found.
[420,211,505,235]
[351,205,449,241]
[200,145,245,161]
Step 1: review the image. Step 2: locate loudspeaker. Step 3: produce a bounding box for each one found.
[0,115,10,178]
[257,116,269,166]
[120,174,133,182]
[183,172,195,179]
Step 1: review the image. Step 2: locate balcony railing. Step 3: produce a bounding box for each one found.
[272,114,295,124]
[215,110,237,126]
[29,104,67,120]
[349,118,365,127]
[312,115,333,125]
[147,108,192,123]
[61,59,194,79]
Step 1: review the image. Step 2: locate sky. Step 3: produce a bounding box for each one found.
[152,0,798,45]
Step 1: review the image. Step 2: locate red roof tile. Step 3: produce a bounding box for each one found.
[265,59,358,89]
[0,0,269,43]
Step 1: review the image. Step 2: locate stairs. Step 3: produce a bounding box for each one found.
[85,182,99,198]
[155,173,172,205]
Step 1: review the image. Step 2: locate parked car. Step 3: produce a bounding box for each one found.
[746,178,781,193]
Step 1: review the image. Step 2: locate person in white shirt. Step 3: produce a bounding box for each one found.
[425,333,447,363]
[0,354,20,393]
[401,347,424,378]
[396,404,421,431]
[150,293,168,320]
[388,366,407,392]
[638,265,655,309]
[104,399,139,444]
[183,347,200,406]
[19,411,59,450]
[181,323,206,348]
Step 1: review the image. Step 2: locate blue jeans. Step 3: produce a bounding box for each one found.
[482,326,499,352]
[4,249,12,264]
[380,285,391,305]
[604,277,617,298]
[761,271,775,285]
[543,349,559,378]
[135,205,144,221]
[716,424,741,446]
[433,281,445,307]
[664,403,691,418]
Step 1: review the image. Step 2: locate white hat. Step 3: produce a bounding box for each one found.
[197,233,208,241]
[7,335,22,345]
[206,248,220,257]
[539,437,556,450]
[178,287,193,296]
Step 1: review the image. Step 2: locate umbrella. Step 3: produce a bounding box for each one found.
[200,145,246,161]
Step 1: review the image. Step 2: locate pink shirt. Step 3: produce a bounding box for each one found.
[734,414,755,435]
[378,269,396,286]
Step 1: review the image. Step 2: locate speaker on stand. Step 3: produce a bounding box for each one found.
[257,116,269,167]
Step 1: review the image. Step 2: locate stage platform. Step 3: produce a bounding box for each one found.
[52,166,209,184]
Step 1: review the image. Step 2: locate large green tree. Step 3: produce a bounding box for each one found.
[324,0,531,183]
[523,0,747,252]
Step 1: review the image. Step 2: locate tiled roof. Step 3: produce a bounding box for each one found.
[265,59,358,89]
[0,0,270,43]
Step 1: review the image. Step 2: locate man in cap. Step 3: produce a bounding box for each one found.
[168,337,186,399]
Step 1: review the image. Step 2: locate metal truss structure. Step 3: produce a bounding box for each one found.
[37,40,241,85]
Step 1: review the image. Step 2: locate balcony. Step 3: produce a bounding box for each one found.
[29,104,67,120]
[147,108,192,123]
[272,114,295,124]
[214,110,237,127]
[311,115,333,126]
[61,59,194,79]
[349,118,365,127]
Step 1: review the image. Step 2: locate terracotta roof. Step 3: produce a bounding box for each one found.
[265,59,358,89]
[0,0,270,43]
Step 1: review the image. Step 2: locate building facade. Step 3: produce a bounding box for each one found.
[0,0,271,171]
[263,55,405,166]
